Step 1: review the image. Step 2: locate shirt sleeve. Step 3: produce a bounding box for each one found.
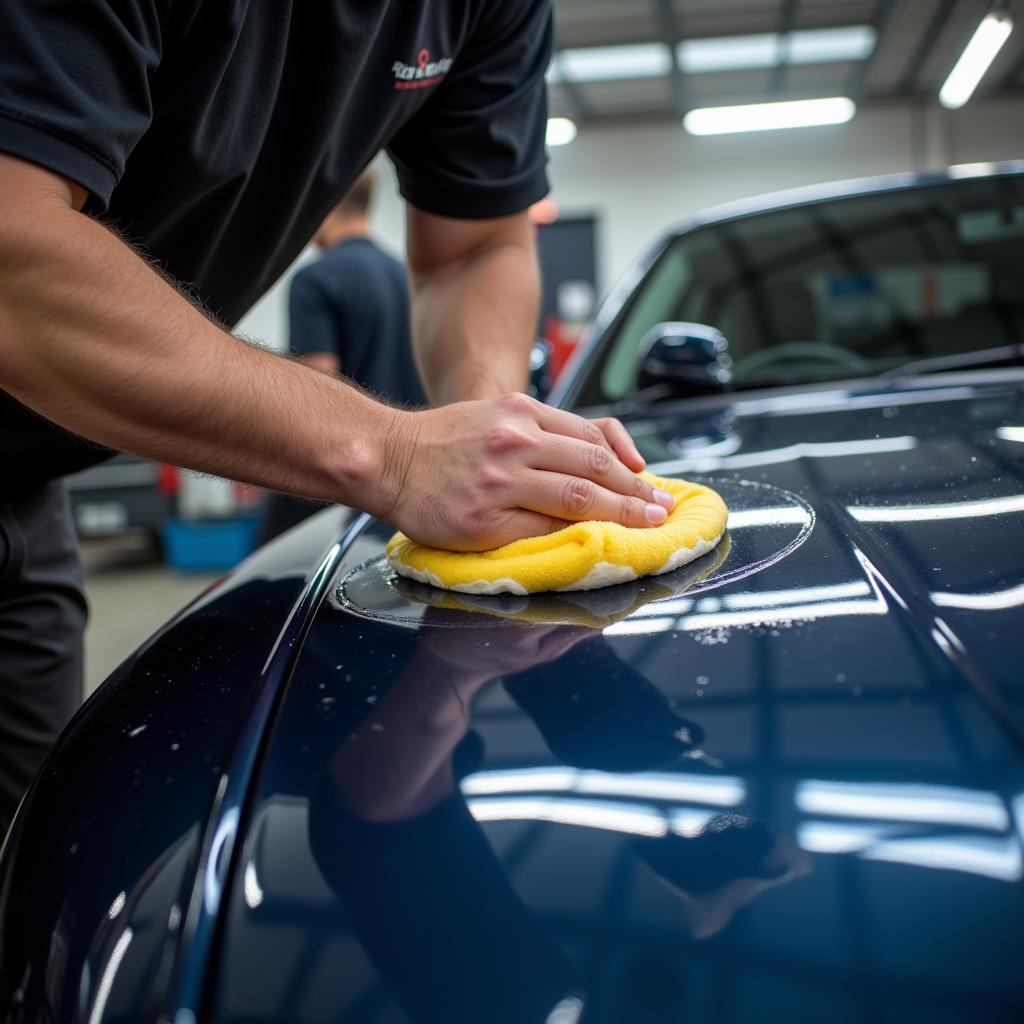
[387,0,552,220]
[288,267,342,361]
[0,1,160,207]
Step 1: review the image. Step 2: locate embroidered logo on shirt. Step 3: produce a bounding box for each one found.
[392,48,453,90]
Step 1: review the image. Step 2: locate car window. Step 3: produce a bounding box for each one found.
[600,246,691,400]
[577,175,1024,405]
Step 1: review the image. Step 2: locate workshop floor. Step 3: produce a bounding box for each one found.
[81,533,219,696]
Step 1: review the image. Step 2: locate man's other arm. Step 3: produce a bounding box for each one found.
[406,206,537,406]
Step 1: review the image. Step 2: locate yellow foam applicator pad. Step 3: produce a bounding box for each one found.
[386,473,728,595]
[393,533,732,628]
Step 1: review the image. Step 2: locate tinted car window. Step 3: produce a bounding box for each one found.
[587,174,1024,404]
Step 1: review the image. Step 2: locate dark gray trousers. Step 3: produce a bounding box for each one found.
[0,481,86,837]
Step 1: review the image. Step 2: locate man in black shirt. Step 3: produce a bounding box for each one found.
[290,169,426,405]
[261,168,426,540]
[0,1,676,833]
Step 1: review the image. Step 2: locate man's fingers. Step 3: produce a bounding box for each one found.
[531,404,646,476]
[533,437,673,509]
[532,403,615,453]
[525,473,669,529]
[592,417,646,473]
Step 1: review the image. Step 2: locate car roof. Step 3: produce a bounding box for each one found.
[667,159,1024,238]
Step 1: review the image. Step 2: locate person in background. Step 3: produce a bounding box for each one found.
[260,168,426,542]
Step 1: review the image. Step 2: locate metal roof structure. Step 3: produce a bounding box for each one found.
[548,0,1024,124]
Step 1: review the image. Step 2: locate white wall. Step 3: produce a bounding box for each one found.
[236,95,1024,346]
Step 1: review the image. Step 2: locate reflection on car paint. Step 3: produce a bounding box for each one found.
[5,173,1024,1022]
[849,492,1024,521]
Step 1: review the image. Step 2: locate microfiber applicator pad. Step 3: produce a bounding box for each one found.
[386,473,728,595]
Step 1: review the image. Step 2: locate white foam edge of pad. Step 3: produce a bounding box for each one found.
[386,530,724,597]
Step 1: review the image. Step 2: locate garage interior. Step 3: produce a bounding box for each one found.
[5,1,1023,1020]
[83,0,1024,691]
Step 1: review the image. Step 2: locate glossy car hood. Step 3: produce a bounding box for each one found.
[213,372,1024,1023]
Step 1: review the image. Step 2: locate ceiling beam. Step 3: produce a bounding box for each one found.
[651,0,688,118]
[848,0,900,103]
[998,47,1024,90]
[771,0,800,94]
[898,0,956,94]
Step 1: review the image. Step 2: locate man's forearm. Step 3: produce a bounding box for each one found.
[409,234,539,406]
[0,200,398,511]
[2,164,668,553]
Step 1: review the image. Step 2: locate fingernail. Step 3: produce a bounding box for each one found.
[653,488,675,510]
[645,503,668,524]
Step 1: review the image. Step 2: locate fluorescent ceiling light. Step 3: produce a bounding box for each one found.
[555,43,671,82]
[678,26,875,74]
[948,160,998,178]
[721,580,871,609]
[684,96,856,135]
[862,834,1023,882]
[788,26,876,64]
[552,27,874,86]
[796,823,1024,881]
[796,780,1009,831]
[940,12,1013,109]
[461,767,745,806]
[468,796,669,838]
[848,493,1024,522]
[547,998,585,1024]
[654,435,916,475]
[932,581,1024,611]
[546,116,577,146]
[725,506,811,528]
[679,33,779,73]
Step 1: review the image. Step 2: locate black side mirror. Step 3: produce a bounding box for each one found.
[529,337,554,402]
[638,322,734,394]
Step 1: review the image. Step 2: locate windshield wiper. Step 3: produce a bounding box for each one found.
[878,343,1024,380]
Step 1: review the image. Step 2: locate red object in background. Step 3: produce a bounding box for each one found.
[159,465,262,511]
[158,464,179,495]
[232,480,264,511]
[543,314,585,381]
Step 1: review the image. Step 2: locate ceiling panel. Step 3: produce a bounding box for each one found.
[685,68,781,104]
[574,75,675,116]
[783,60,862,93]
[554,0,658,48]
[863,0,940,94]
[673,0,787,39]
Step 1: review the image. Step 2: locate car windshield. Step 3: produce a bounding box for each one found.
[582,173,1024,405]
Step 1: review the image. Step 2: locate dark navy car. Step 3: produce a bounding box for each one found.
[3,163,1023,1024]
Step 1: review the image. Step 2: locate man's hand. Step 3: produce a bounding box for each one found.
[377,391,675,551]
[400,207,673,550]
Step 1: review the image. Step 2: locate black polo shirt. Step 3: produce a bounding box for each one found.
[290,238,427,407]
[0,0,551,493]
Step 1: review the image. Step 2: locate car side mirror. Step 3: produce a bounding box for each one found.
[529,337,554,402]
[638,322,734,394]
